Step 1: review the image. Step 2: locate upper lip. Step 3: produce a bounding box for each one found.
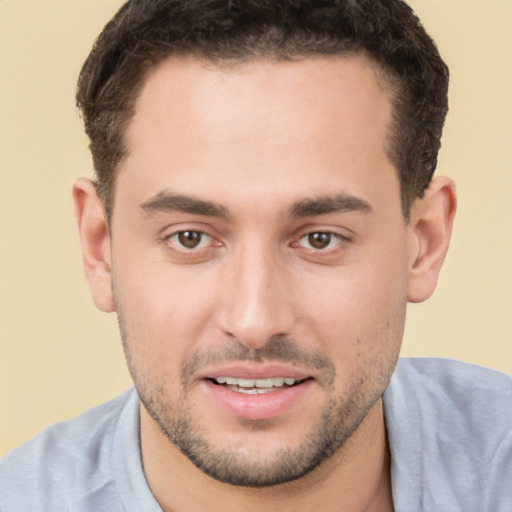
[198,363,313,381]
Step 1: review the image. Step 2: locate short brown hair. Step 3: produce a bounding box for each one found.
[77,0,449,220]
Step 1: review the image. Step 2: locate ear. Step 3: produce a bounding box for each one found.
[72,178,115,312]
[407,176,457,303]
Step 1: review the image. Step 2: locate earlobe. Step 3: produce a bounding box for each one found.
[72,178,115,313]
[407,176,457,303]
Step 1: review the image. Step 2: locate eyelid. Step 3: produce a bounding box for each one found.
[160,224,223,255]
[292,224,353,241]
[290,227,353,257]
[165,230,212,251]
[297,232,344,250]
[160,221,218,239]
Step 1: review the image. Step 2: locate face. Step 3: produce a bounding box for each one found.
[110,55,411,486]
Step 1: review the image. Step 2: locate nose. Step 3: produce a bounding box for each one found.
[217,245,297,349]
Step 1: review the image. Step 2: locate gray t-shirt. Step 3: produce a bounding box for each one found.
[1,358,511,511]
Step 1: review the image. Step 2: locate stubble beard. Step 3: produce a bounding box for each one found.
[138,380,377,487]
[118,313,396,488]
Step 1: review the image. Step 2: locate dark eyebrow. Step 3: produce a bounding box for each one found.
[288,194,373,218]
[140,192,229,218]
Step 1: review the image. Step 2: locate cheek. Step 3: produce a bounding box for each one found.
[297,242,409,357]
[297,268,406,404]
[112,256,221,367]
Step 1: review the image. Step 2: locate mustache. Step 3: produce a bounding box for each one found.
[181,335,336,386]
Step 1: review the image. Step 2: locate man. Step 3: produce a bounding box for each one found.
[1,0,510,511]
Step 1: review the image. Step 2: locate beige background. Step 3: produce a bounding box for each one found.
[1,0,511,455]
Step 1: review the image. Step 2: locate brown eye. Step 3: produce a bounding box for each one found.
[178,231,203,248]
[307,232,331,249]
[297,232,342,250]
[167,230,210,250]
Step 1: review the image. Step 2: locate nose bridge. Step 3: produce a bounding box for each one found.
[218,240,295,348]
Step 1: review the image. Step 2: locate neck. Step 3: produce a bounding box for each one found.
[140,399,393,512]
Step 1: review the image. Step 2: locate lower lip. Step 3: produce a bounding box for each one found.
[202,379,314,421]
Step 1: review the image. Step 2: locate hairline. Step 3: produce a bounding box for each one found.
[102,50,410,226]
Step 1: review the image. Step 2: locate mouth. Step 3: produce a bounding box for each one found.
[201,368,315,421]
[208,376,310,395]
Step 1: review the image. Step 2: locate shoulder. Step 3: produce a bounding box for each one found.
[391,356,512,388]
[0,389,137,512]
[385,358,512,512]
[390,356,510,400]
[388,357,512,427]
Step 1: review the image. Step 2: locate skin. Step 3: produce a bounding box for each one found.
[73,54,456,511]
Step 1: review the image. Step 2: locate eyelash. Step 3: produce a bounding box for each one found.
[294,231,348,252]
[161,229,351,258]
[163,230,215,252]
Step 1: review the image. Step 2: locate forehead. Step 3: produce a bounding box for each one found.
[117,54,399,217]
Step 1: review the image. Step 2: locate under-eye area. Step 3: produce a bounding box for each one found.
[208,377,312,394]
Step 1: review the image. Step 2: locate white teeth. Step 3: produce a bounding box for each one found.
[231,386,258,394]
[238,378,255,388]
[255,378,274,388]
[226,385,278,395]
[215,376,297,388]
[216,377,239,385]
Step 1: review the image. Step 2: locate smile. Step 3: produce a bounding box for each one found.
[212,376,303,394]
